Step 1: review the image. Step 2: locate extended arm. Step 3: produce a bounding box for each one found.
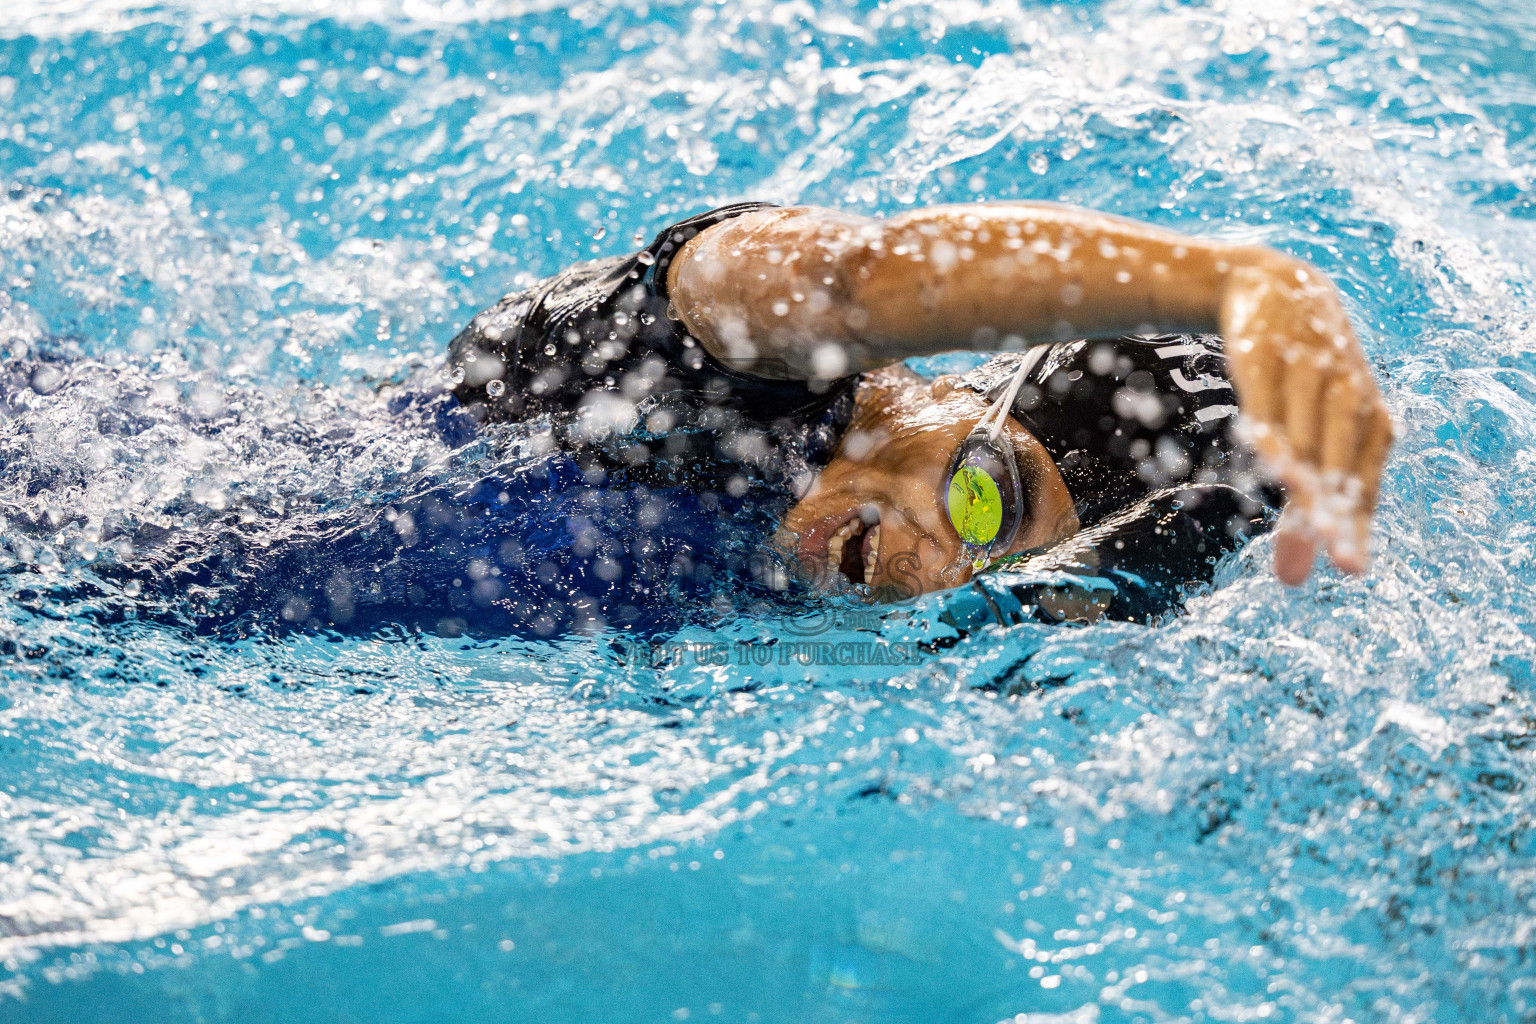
[668,203,1392,584]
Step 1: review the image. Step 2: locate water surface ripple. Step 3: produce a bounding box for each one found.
[1,0,1535,1021]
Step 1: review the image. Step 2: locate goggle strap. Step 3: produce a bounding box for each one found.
[980,344,1048,442]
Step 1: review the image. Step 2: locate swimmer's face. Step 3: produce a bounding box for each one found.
[779,367,1079,600]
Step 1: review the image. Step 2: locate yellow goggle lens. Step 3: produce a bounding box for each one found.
[947,465,1003,547]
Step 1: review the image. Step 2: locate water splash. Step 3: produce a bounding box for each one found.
[2,0,1535,1020]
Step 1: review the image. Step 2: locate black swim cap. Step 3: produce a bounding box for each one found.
[954,335,1250,526]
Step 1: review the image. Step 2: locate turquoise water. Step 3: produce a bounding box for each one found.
[2,0,1535,1020]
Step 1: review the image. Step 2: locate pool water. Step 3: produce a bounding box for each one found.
[2,0,1535,1021]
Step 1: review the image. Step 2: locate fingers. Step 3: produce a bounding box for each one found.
[1318,371,1368,573]
[1272,349,1329,584]
[1273,521,1320,587]
[1238,415,1321,586]
[1319,373,1363,474]
[1237,349,1390,586]
[1354,396,1394,515]
[1283,347,1327,466]
[1314,376,1393,576]
[1220,259,1391,587]
[1344,395,1394,564]
[1259,368,1391,586]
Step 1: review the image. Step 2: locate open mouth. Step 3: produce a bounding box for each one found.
[826,513,881,586]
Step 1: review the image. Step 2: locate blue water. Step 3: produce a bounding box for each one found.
[2,0,1535,1020]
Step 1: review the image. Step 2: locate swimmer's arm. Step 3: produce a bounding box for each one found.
[668,203,1393,584]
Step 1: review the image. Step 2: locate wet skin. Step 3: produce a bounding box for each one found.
[670,203,1394,588]
[777,365,1078,598]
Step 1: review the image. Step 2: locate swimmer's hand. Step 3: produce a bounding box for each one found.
[1220,257,1393,585]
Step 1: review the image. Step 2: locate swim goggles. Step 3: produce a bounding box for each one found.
[944,345,1048,569]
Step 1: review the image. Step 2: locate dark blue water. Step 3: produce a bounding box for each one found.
[2,1,1535,1021]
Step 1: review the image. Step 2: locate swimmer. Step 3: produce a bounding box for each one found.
[446,202,1392,617]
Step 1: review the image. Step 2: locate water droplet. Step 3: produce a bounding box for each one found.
[677,136,718,176]
[29,364,65,395]
[1028,153,1048,175]
[486,379,506,397]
